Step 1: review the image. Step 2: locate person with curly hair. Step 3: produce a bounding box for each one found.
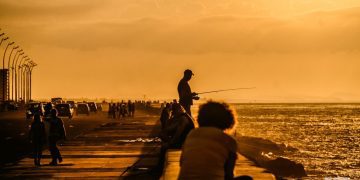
[179,101,251,180]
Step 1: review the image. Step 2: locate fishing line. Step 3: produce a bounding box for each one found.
[197,87,256,95]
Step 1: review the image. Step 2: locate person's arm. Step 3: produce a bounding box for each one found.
[224,152,237,180]
[41,124,47,143]
[59,119,66,139]
[28,125,33,143]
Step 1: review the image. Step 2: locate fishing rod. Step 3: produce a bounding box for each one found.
[197,87,256,95]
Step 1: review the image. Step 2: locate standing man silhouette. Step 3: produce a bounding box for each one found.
[178,69,199,116]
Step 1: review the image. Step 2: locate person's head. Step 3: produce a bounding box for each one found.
[50,108,58,118]
[165,103,171,109]
[33,114,42,123]
[183,69,194,81]
[197,101,237,131]
[45,102,52,108]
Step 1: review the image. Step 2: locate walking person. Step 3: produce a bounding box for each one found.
[131,102,136,117]
[112,103,117,119]
[127,100,132,117]
[120,103,126,118]
[116,103,122,119]
[178,69,199,116]
[29,114,46,166]
[108,103,112,118]
[48,109,66,166]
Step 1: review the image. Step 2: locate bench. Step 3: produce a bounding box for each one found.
[161,149,275,180]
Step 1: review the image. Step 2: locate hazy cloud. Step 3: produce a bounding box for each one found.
[7,7,359,54]
[1,1,360,101]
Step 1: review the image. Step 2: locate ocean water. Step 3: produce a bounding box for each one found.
[233,103,360,179]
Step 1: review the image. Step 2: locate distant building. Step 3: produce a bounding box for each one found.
[0,69,9,103]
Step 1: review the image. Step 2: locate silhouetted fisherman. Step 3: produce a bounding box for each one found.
[178,69,199,116]
[48,109,66,166]
[29,114,46,166]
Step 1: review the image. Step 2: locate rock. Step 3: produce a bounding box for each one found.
[237,136,307,178]
[237,136,284,154]
[265,157,307,178]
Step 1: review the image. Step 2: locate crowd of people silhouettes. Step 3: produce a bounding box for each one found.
[27,69,252,179]
[108,100,136,119]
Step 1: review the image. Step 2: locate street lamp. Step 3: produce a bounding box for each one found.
[9,49,23,101]
[19,64,27,103]
[28,62,37,102]
[11,49,22,101]
[21,61,31,103]
[7,45,19,101]
[13,52,24,102]
[19,58,29,102]
[17,55,27,102]
[0,37,8,46]
[23,62,36,103]
[2,41,14,68]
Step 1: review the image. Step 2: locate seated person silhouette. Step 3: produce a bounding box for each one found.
[161,103,195,149]
[179,101,252,180]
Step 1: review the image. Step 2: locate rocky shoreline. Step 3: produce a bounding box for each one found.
[236,136,307,179]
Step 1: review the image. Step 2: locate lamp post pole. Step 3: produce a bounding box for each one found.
[17,56,28,103]
[22,64,30,103]
[14,53,24,102]
[0,33,5,45]
[11,49,22,101]
[27,62,36,102]
[7,45,19,101]
[20,65,25,103]
[2,41,14,102]
[23,65,28,103]
[19,58,29,102]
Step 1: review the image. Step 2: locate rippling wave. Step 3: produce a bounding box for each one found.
[233,103,360,179]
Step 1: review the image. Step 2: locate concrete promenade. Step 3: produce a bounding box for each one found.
[0,111,162,179]
[0,110,275,179]
[162,150,275,180]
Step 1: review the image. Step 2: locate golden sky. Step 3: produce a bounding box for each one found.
[1,0,360,102]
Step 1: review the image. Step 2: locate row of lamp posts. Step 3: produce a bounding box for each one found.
[0,28,37,108]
